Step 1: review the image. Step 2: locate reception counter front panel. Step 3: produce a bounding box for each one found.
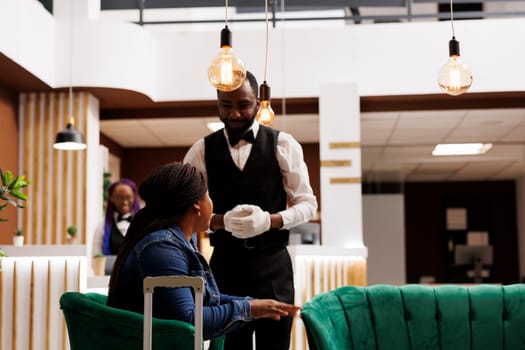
[0,245,366,350]
[0,255,87,350]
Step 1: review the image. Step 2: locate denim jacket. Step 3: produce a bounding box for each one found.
[115,225,252,340]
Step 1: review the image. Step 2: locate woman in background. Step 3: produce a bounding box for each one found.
[93,178,140,256]
[107,162,300,340]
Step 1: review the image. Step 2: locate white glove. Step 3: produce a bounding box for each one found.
[224,204,270,239]
[224,205,252,233]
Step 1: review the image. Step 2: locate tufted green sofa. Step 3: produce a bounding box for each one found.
[60,292,224,350]
[301,284,525,350]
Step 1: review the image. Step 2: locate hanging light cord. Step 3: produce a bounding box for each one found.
[225,0,229,26]
[263,0,269,82]
[69,1,74,121]
[450,0,456,38]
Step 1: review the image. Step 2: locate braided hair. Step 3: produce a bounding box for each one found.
[107,162,208,306]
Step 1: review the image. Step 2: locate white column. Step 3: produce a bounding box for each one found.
[53,0,101,19]
[319,82,366,251]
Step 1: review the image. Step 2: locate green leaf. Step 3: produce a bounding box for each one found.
[10,191,28,201]
[8,175,20,190]
[5,170,13,185]
[0,170,31,222]
[17,181,31,190]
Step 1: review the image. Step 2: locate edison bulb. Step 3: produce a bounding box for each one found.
[208,26,246,92]
[208,47,246,92]
[438,55,473,96]
[256,100,275,126]
[256,82,275,125]
[437,38,472,96]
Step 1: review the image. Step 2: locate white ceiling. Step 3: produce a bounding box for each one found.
[100,108,525,182]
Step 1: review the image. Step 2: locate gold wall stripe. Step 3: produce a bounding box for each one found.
[328,141,360,149]
[30,262,35,350]
[320,260,325,292]
[29,94,37,244]
[71,94,78,244]
[62,93,70,244]
[330,177,361,184]
[12,261,17,350]
[81,93,88,244]
[338,260,343,286]
[320,160,352,167]
[52,93,61,245]
[32,95,42,244]
[46,261,51,350]
[43,94,52,244]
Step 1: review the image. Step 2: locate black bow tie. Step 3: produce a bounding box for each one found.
[228,130,255,147]
[117,215,132,222]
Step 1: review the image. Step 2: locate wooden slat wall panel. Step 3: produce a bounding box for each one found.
[18,92,89,245]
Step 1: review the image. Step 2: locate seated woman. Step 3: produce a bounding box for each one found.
[107,162,300,340]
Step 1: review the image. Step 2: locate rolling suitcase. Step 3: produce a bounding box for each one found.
[143,276,204,350]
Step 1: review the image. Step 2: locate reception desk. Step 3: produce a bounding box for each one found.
[289,245,367,350]
[0,244,366,350]
[0,245,88,350]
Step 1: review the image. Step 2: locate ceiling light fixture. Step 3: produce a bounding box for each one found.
[255,0,276,126]
[53,2,86,151]
[437,0,473,96]
[206,121,224,132]
[432,143,492,156]
[208,0,246,92]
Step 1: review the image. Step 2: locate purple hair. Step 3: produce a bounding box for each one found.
[102,178,140,255]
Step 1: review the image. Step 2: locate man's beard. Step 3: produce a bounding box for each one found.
[222,114,256,137]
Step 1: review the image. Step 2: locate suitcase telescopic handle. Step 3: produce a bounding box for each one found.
[143,276,204,350]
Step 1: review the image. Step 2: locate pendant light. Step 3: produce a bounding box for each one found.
[53,3,86,151]
[208,0,246,92]
[437,0,473,96]
[256,0,276,126]
[53,88,86,151]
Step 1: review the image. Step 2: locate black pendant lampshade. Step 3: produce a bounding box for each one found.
[53,119,86,150]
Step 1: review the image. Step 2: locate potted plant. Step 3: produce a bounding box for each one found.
[13,228,24,246]
[0,168,31,222]
[92,253,106,276]
[66,225,78,244]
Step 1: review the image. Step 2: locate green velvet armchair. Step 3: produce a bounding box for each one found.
[301,284,525,350]
[60,292,224,350]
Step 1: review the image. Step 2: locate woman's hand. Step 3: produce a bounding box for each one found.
[248,299,302,320]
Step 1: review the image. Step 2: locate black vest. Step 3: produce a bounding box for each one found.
[204,125,289,249]
[109,220,124,255]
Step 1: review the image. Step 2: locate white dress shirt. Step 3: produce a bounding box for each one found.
[183,122,318,229]
[92,212,131,255]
